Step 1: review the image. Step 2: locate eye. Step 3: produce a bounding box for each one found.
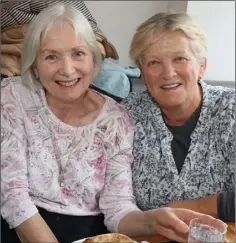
[174,57,187,62]
[147,60,159,66]
[45,55,57,61]
[74,51,85,57]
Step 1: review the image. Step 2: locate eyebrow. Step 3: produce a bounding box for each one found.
[143,51,188,59]
[41,46,87,54]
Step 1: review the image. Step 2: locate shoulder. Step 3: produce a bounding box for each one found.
[100,96,134,135]
[1,77,43,115]
[1,76,34,100]
[105,96,133,122]
[203,82,235,115]
[121,91,159,121]
[121,91,148,108]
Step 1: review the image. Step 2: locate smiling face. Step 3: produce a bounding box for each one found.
[140,31,206,110]
[34,20,95,104]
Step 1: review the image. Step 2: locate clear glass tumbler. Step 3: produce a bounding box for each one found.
[188,217,227,243]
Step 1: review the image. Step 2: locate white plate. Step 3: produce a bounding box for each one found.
[72,238,87,243]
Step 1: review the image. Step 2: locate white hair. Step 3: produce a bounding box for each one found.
[21,2,102,90]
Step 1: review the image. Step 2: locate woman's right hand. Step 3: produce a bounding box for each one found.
[146,207,215,242]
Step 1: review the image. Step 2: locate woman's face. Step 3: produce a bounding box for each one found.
[140,31,206,110]
[34,20,95,104]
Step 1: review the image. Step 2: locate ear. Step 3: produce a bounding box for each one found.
[34,67,39,79]
[199,57,207,79]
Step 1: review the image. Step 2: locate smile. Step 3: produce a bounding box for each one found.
[56,79,80,87]
[161,83,181,89]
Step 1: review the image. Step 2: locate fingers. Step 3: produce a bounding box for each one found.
[176,208,214,224]
[168,210,189,235]
[157,226,188,243]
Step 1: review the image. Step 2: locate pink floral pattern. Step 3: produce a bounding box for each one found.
[1,77,139,232]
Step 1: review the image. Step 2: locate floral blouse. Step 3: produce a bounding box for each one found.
[122,80,235,211]
[1,77,139,232]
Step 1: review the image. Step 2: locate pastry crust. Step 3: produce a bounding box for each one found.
[83,233,134,243]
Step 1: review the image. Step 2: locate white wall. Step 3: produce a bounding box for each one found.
[85,1,168,67]
[167,1,187,13]
[187,1,235,82]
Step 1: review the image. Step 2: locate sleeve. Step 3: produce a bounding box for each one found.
[217,191,235,222]
[224,94,235,192]
[1,79,38,229]
[99,106,140,233]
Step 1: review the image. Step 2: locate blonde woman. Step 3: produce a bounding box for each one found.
[122,12,235,222]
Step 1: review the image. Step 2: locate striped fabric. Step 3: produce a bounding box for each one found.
[1,0,119,59]
[1,0,102,35]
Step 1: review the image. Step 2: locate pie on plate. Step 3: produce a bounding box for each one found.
[73,233,134,243]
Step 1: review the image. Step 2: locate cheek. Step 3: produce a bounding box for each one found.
[141,68,160,86]
[39,67,56,79]
[82,59,96,76]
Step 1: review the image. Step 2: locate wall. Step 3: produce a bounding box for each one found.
[187,1,235,82]
[85,1,168,67]
[167,1,188,13]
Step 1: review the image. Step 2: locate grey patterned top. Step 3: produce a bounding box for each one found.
[121,80,235,210]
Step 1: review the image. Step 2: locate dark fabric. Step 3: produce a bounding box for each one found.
[166,99,202,174]
[90,84,122,103]
[1,207,108,243]
[217,191,235,222]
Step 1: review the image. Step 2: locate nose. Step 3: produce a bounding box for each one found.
[59,57,75,77]
[162,62,176,80]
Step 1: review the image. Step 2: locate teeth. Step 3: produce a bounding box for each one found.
[162,84,179,89]
[57,79,78,86]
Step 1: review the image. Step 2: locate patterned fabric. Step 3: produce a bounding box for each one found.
[1,76,139,231]
[121,80,235,210]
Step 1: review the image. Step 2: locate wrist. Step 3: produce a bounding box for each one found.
[144,209,159,235]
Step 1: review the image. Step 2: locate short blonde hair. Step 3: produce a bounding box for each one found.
[21,2,102,90]
[130,12,207,67]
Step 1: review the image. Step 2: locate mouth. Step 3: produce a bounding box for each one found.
[56,78,81,87]
[160,83,182,90]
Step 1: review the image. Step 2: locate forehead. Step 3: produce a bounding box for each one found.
[40,21,86,50]
[143,31,193,57]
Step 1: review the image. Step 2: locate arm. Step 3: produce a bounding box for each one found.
[1,80,58,242]
[167,192,235,222]
[166,194,218,218]
[99,107,140,233]
[217,191,235,222]
[16,214,58,242]
[118,207,212,242]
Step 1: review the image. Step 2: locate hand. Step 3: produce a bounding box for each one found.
[146,207,214,243]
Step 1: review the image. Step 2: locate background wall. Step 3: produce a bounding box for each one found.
[87,1,235,83]
[187,1,235,82]
[85,1,168,66]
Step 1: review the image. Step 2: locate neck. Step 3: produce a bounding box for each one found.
[162,86,202,126]
[46,91,88,122]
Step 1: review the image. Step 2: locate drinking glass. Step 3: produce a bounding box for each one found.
[188,217,227,243]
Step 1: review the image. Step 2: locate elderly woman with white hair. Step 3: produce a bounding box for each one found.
[122,12,235,223]
[1,3,214,243]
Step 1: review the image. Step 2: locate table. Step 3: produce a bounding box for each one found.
[133,222,235,243]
